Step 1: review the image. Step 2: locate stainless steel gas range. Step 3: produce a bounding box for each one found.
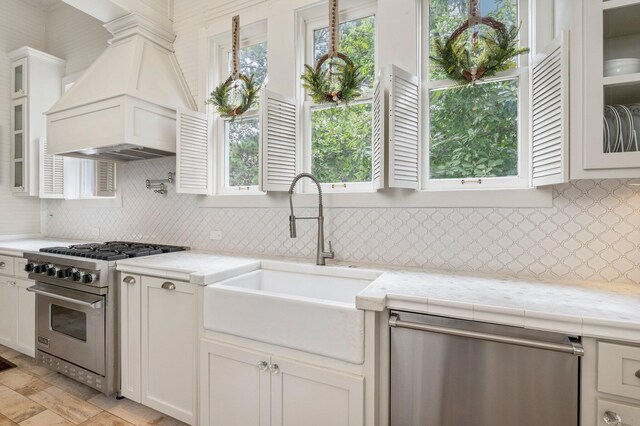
[23,242,188,395]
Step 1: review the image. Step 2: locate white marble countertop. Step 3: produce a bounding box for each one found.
[0,237,89,257]
[356,269,640,343]
[115,250,261,285]
[112,248,640,343]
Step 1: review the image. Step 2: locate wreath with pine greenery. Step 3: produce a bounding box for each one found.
[301,53,365,104]
[207,74,261,120]
[430,17,529,85]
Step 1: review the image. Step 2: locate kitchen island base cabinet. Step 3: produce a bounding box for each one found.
[119,274,197,425]
[200,340,364,426]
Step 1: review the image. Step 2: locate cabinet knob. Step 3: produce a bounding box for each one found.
[0,262,5,268]
[603,411,622,425]
[635,369,640,379]
[123,276,136,285]
[268,364,280,375]
[257,361,268,371]
[161,282,176,290]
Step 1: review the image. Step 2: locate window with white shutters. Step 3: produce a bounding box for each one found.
[95,161,116,197]
[530,32,569,187]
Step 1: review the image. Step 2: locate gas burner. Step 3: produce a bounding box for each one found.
[40,241,188,260]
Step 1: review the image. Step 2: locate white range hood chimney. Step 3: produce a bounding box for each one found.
[46,13,197,162]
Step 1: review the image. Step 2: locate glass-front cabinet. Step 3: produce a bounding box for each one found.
[10,99,27,193]
[7,47,65,196]
[582,0,640,174]
[10,58,27,99]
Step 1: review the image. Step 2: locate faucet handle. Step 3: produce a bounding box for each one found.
[324,240,335,259]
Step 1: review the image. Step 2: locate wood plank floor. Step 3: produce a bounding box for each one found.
[0,345,188,426]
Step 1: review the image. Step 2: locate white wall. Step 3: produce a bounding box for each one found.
[45,2,110,76]
[0,0,47,235]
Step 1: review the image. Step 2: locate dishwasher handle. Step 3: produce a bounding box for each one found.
[390,314,584,356]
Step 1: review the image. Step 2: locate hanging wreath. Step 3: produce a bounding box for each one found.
[207,15,261,119]
[301,0,365,104]
[429,0,529,85]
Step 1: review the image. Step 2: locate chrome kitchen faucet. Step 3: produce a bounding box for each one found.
[288,173,335,266]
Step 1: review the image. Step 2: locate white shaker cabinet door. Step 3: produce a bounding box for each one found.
[119,273,141,402]
[15,279,35,357]
[200,340,270,426]
[0,280,17,347]
[141,276,196,425]
[270,356,364,426]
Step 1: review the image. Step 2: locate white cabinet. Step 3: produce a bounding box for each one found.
[15,279,35,356]
[200,340,365,426]
[0,269,35,357]
[7,47,65,196]
[0,280,18,348]
[119,274,197,425]
[119,273,141,401]
[570,0,640,178]
[582,338,640,426]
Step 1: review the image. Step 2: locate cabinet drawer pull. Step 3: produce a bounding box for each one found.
[0,262,5,268]
[268,363,280,374]
[636,369,640,379]
[123,276,136,285]
[603,410,622,425]
[161,282,176,290]
[257,361,268,371]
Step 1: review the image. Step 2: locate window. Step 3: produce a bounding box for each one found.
[304,11,376,192]
[216,40,267,193]
[424,0,529,189]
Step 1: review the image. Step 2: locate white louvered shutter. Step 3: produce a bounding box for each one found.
[176,109,211,194]
[388,65,420,189]
[39,137,65,198]
[95,160,116,197]
[531,32,569,186]
[372,75,385,190]
[259,89,298,192]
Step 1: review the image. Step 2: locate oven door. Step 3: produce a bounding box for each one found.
[29,282,106,376]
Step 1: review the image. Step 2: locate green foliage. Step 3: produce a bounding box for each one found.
[429,79,519,179]
[207,74,261,120]
[228,117,260,186]
[301,59,365,104]
[311,103,372,183]
[430,23,529,84]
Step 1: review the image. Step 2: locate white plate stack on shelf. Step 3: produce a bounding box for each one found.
[603,104,640,153]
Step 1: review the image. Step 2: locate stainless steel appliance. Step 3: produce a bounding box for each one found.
[23,242,187,395]
[389,311,583,426]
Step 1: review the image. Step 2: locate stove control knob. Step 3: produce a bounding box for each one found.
[24,263,35,272]
[72,271,82,282]
[63,267,76,278]
[40,264,52,274]
[83,273,96,284]
[48,267,59,277]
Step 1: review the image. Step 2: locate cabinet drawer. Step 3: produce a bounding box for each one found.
[598,399,640,426]
[14,258,28,279]
[0,255,15,277]
[598,342,640,400]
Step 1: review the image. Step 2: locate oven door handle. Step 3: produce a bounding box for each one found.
[27,286,103,309]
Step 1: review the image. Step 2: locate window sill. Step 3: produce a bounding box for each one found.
[197,186,553,208]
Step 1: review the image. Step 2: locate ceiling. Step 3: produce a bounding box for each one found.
[22,0,61,11]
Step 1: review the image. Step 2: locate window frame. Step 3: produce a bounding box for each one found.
[212,35,267,195]
[421,0,531,191]
[301,4,378,194]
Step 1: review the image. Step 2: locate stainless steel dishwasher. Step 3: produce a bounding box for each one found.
[389,311,583,426]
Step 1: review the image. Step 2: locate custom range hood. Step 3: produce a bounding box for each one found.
[46,14,197,162]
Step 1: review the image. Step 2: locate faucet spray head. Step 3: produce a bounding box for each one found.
[289,216,297,238]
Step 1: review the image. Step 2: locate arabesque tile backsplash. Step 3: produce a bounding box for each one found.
[44,158,640,285]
